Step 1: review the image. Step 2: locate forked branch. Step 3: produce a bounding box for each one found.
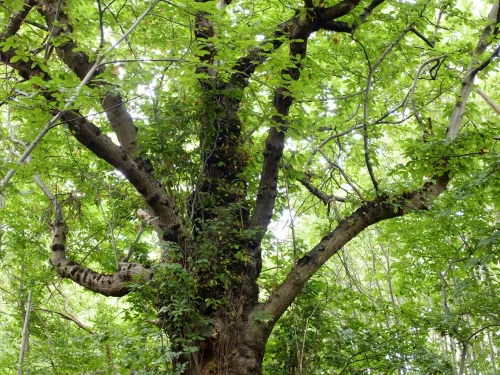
[298,172,346,204]
[34,0,161,155]
[248,0,385,246]
[230,0,386,90]
[1,1,182,242]
[50,200,150,297]
[33,175,151,297]
[260,2,500,327]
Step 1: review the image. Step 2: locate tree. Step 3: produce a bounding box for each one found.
[0,0,499,373]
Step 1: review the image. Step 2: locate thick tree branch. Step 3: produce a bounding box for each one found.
[248,0,379,249]
[248,25,313,244]
[262,176,449,321]
[0,47,42,80]
[189,2,251,225]
[319,0,386,32]
[234,0,385,225]
[258,2,500,326]
[409,26,435,48]
[358,0,386,25]
[202,0,387,226]
[229,20,291,89]
[34,0,156,155]
[315,0,361,25]
[0,0,36,40]
[446,3,500,138]
[60,110,181,242]
[194,3,217,67]
[0,0,38,82]
[50,204,150,297]
[34,175,152,297]
[1,50,181,241]
[0,0,182,241]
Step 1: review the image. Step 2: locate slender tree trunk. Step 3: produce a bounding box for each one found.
[465,315,478,374]
[487,330,498,375]
[458,343,468,375]
[467,344,475,375]
[18,291,32,375]
[449,337,458,374]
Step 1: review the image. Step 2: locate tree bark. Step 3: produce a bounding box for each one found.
[166,310,269,375]
[2,1,498,374]
[18,291,32,375]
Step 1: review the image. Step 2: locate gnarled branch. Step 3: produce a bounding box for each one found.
[50,205,150,297]
[34,175,152,297]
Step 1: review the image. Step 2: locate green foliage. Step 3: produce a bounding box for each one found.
[1,0,500,373]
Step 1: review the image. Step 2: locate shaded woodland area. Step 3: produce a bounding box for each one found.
[0,0,499,373]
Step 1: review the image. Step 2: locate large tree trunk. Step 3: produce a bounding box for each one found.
[173,312,269,375]
[186,334,266,375]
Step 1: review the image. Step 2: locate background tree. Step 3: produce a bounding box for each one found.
[0,0,499,374]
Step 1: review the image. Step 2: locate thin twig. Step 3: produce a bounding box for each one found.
[96,0,105,50]
[410,54,447,126]
[363,25,412,191]
[316,149,364,200]
[17,291,32,375]
[7,106,27,147]
[432,5,446,42]
[37,308,94,335]
[409,26,435,48]
[122,222,146,262]
[283,165,298,266]
[32,309,58,374]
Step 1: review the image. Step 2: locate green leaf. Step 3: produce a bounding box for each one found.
[9,55,22,63]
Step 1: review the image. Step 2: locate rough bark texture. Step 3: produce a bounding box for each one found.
[262,176,450,322]
[180,320,268,375]
[35,0,140,155]
[3,0,495,373]
[50,207,150,296]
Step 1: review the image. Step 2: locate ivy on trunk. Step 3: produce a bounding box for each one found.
[1,0,499,374]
